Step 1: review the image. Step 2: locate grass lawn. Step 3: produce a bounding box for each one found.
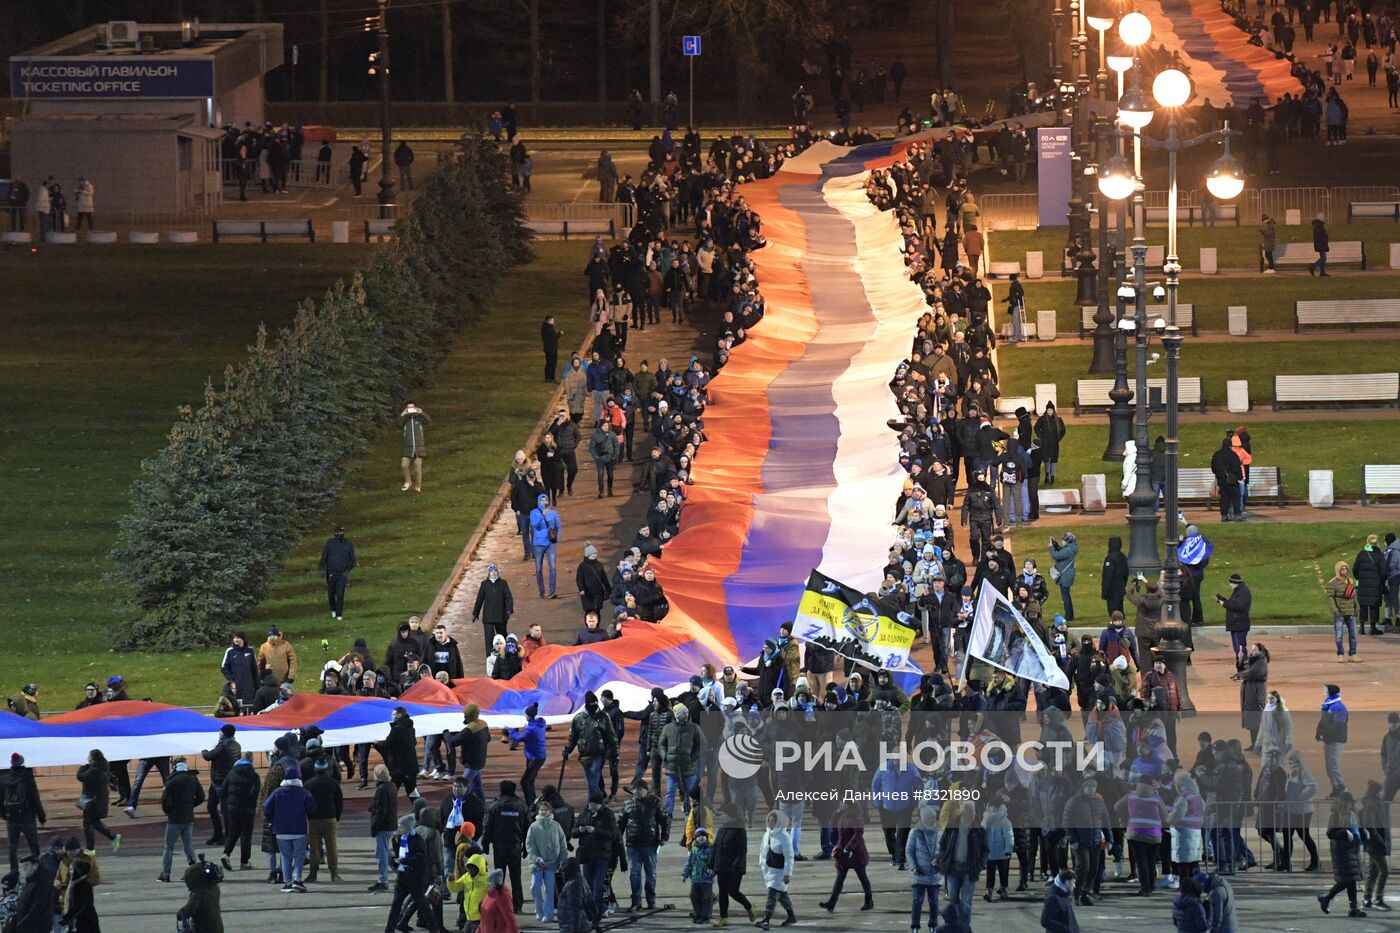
[990,223,1400,274]
[997,338,1400,408]
[1030,521,1388,627]
[0,240,588,711]
[1047,420,1387,501]
[1007,273,1400,333]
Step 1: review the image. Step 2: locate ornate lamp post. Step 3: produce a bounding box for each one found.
[1102,21,1150,459]
[1099,68,1244,712]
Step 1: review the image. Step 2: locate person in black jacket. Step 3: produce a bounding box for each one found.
[200,724,241,845]
[1309,214,1330,276]
[317,525,357,621]
[482,780,528,912]
[1100,536,1129,616]
[471,564,514,664]
[573,790,617,917]
[305,759,344,882]
[618,779,669,910]
[219,756,260,870]
[384,623,419,683]
[426,623,465,681]
[377,708,420,802]
[541,315,562,382]
[439,777,484,854]
[12,847,58,933]
[1,753,46,875]
[1351,535,1388,636]
[1216,574,1253,658]
[713,803,754,924]
[159,761,205,882]
[575,543,611,615]
[368,765,398,891]
[1210,435,1243,522]
[385,813,434,932]
[219,632,258,713]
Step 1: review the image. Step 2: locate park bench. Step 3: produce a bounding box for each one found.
[1272,373,1400,410]
[1062,244,1164,275]
[1293,298,1400,331]
[1079,304,1195,339]
[525,218,617,239]
[1038,488,1082,514]
[364,218,396,242]
[1178,466,1285,507]
[986,260,1021,278]
[1271,240,1366,270]
[1361,464,1400,504]
[1143,203,1239,226]
[1347,201,1400,223]
[212,219,315,243]
[1073,376,1206,415]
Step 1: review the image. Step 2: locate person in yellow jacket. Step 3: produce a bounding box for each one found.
[682,785,715,848]
[447,849,489,930]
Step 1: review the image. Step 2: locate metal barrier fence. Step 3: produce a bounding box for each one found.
[220,157,366,190]
[1201,799,1395,870]
[526,201,635,237]
[982,185,1400,231]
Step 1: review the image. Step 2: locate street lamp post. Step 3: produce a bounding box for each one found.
[1085,2,1115,100]
[1088,121,1116,373]
[1102,23,1150,460]
[1099,69,1243,712]
[374,0,395,219]
[1102,54,1136,459]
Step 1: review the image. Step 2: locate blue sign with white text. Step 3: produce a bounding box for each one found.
[11,57,215,99]
[1036,127,1073,228]
[682,36,702,57]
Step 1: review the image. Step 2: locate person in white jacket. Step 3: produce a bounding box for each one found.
[756,810,796,929]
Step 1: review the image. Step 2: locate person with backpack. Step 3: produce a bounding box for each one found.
[563,692,617,802]
[1,754,45,876]
[997,443,1026,527]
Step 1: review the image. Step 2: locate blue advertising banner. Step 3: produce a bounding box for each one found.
[1036,127,1073,228]
[11,58,214,99]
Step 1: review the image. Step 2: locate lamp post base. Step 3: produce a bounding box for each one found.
[1103,404,1132,460]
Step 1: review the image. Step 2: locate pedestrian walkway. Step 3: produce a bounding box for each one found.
[438,313,710,675]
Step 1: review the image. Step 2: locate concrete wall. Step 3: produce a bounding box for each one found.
[9,122,181,215]
[217,75,264,128]
[30,99,203,123]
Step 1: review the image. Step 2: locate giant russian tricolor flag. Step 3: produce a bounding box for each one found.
[0,140,927,766]
[1142,0,1301,106]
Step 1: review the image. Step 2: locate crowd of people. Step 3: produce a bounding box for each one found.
[4,175,94,236]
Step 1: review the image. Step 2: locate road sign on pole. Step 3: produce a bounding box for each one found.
[683,36,702,126]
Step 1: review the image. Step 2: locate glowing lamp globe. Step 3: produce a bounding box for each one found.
[1119,12,1152,47]
[1152,69,1191,108]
